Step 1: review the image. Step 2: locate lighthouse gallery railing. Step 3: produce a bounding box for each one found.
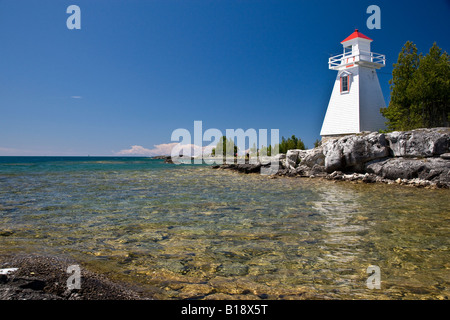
[328,50,385,69]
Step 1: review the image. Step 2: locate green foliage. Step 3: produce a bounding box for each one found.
[381,41,450,130]
[259,145,273,156]
[213,135,306,157]
[213,136,238,157]
[275,135,306,154]
[245,135,305,156]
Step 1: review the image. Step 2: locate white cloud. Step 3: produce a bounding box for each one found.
[70,96,82,99]
[116,143,215,157]
[116,143,177,156]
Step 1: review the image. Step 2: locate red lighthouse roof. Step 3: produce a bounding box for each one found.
[341,29,373,43]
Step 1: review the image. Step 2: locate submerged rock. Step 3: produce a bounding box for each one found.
[216,263,249,277]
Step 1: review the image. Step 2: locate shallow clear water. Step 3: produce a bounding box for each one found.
[0,157,449,299]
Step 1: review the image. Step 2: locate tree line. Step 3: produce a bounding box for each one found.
[211,135,307,157]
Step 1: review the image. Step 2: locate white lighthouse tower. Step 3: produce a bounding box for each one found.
[320,29,386,139]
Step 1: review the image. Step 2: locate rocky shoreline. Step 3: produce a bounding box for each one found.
[0,254,149,300]
[212,128,450,189]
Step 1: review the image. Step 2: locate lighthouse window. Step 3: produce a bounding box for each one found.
[344,46,352,55]
[341,75,349,93]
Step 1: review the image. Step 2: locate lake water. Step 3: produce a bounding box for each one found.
[0,157,448,299]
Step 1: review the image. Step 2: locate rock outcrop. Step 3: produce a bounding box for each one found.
[213,128,450,188]
[365,157,450,187]
[386,128,449,158]
[322,132,389,172]
[285,148,325,170]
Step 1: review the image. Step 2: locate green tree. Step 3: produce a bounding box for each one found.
[408,43,450,128]
[277,135,306,154]
[381,41,449,130]
[381,41,421,130]
[214,136,238,157]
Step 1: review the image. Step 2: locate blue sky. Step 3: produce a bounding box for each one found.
[0,0,449,156]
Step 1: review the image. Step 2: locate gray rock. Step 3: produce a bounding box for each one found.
[326,171,344,181]
[276,168,289,176]
[234,163,262,174]
[386,128,450,158]
[365,157,450,186]
[0,255,145,300]
[294,165,312,177]
[210,128,450,188]
[301,147,325,167]
[310,164,326,176]
[322,142,343,173]
[322,132,389,172]
[294,165,326,177]
[362,173,377,183]
[363,158,389,177]
[285,149,303,170]
[285,148,325,170]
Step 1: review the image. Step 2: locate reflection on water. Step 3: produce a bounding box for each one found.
[0,159,449,299]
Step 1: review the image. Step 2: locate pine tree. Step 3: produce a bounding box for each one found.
[277,135,306,153]
[381,41,449,130]
[408,43,450,128]
[381,41,420,130]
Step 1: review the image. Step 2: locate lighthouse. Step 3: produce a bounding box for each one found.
[320,29,386,140]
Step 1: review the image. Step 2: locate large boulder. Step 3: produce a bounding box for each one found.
[322,140,344,172]
[301,147,325,167]
[365,157,450,186]
[386,128,450,157]
[322,132,389,172]
[285,149,305,170]
[285,148,325,170]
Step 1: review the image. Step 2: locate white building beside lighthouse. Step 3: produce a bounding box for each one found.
[320,29,387,139]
